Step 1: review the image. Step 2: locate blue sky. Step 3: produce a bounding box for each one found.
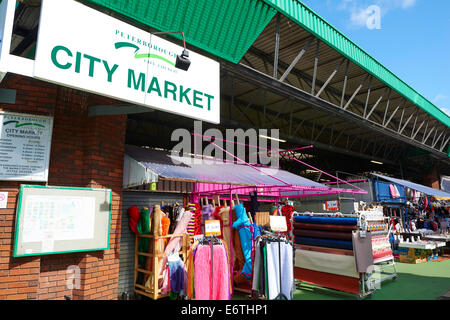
[299,0,450,116]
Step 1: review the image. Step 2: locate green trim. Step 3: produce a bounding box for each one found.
[261,0,450,127]
[13,247,108,258]
[13,185,112,258]
[13,185,25,257]
[106,188,112,251]
[19,184,108,191]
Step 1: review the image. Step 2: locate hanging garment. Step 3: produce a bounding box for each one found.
[186,241,199,300]
[136,206,152,266]
[127,206,141,234]
[271,205,278,216]
[389,184,401,198]
[202,204,214,223]
[187,203,202,239]
[281,205,295,241]
[160,264,171,294]
[249,191,259,222]
[168,205,184,234]
[232,203,253,280]
[168,254,187,296]
[252,241,261,291]
[158,210,193,277]
[265,241,293,300]
[161,214,171,236]
[194,243,230,300]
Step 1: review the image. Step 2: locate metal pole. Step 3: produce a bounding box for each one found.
[273,13,281,79]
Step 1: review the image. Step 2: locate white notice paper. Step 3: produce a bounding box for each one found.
[0,192,7,208]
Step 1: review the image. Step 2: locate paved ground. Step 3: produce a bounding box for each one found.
[292,259,450,300]
[233,259,450,300]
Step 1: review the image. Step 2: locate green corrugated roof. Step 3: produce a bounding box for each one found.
[261,0,450,127]
[83,0,276,64]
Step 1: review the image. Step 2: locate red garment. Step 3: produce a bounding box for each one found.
[127,206,140,234]
[281,205,294,241]
[212,205,225,239]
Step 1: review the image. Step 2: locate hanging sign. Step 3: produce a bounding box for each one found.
[205,220,221,236]
[325,200,339,211]
[0,112,53,181]
[34,0,220,123]
[269,216,287,232]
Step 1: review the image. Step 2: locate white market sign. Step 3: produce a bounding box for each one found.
[0,112,53,181]
[34,0,220,124]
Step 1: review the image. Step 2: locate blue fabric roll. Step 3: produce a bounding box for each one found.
[294,215,357,226]
[294,236,353,250]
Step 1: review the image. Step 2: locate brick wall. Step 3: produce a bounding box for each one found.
[0,74,126,300]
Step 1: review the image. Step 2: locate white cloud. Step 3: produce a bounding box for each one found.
[440,107,450,116]
[401,0,416,9]
[432,94,450,115]
[433,94,448,104]
[336,0,418,29]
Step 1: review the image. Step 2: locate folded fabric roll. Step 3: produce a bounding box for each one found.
[295,236,353,250]
[293,229,352,240]
[294,216,357,226]
[293,222,356,232]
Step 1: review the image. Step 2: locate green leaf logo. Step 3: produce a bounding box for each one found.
[114,41,175,67]
[3,120,45,128]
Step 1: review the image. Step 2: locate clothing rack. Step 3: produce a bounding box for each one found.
[198,235,223,300]
[260,230,291,300]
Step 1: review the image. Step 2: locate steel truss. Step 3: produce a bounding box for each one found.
[233,16,449,163]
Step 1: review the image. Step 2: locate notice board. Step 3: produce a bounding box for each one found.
[14,185,111,257]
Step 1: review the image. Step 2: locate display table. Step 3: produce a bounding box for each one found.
[398,242,436,250]
[422,234,450,242]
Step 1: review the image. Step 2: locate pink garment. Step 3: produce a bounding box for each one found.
[389,184,400,198]
[194,244,230,300]
[160,264,171,294]
[158,211,193,276]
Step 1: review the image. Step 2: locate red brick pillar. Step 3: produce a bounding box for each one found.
[72,110,126,300]
[0,75,127,300]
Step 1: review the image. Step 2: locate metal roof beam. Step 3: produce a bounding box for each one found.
[279,36,314,82]
[222,62,448,158]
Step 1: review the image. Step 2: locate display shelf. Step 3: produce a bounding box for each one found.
[134,233,189,300]
[373,255,394,264]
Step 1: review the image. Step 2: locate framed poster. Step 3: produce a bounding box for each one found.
[0,112,53,181]
[14,185,111,257]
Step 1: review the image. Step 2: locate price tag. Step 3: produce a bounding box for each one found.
[193,234,204,242]
[269,216,287,232]
[205,220,221,236]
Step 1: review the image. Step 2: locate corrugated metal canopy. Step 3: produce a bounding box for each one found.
[371,173,450,198]
[83,0,276,63]
[261,0,450,127]
[125,144,339,190]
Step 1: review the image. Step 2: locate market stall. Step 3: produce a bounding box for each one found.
[371,173,450,263]
[122,144,367,300]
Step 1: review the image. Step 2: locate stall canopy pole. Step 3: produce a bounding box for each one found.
[279,151,366,193]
